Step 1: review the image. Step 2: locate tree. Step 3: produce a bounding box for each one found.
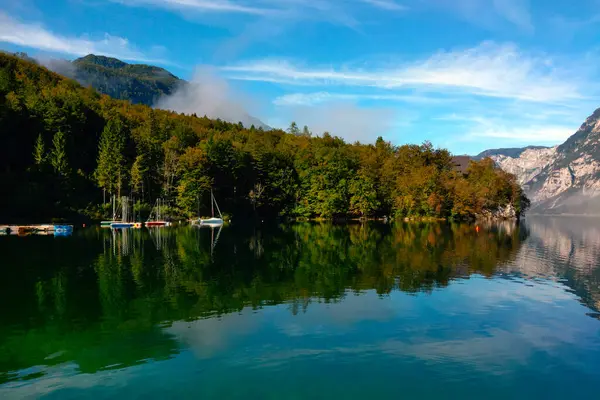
[176,147,212,216]
[50,130,69,176]
[130,154,147,197]
[302,125,311,137]
[96,117,126,196]
[33,134,45,165]
[287,121,300,136]
[349,174,379,217]
[249,182,266,213]
[162,136,183,196]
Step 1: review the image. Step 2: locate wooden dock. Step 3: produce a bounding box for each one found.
[0,225,73,236]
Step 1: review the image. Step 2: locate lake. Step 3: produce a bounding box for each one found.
[1,218,600,399]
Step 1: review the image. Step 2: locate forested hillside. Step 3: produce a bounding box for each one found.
[71,54,181,105]
[0,53,528,223]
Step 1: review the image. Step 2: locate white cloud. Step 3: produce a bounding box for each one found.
[470,125,575,143]
[458,116,577,144]
[273,91,444,106]
[223,42,586,103]
[272,101,397,143]
[360,0,407,11]
[109,0,275,15]
[0,12,161,62]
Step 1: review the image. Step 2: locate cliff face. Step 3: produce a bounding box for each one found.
[477,108,600,214]
[491,146,558,186]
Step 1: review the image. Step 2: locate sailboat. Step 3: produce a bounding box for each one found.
[111,196,136,229]
[198,190,224,227]
[101,195,119,228]
[146,198,172,227]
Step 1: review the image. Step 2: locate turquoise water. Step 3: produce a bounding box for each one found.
[1,219,600,399]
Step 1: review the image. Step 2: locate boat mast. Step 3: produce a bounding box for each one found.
[213,191,223,219]
[211,190,214,218]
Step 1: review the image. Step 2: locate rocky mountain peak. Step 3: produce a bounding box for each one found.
[479,108,600,215]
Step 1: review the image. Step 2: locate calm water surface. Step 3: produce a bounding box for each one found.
[1,218,600,399]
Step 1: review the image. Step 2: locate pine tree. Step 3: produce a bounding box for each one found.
[287,121,300,136]
[33,134,45,165]
[131,154,147,197]
[50,130,69,175]
[96,118,126,196]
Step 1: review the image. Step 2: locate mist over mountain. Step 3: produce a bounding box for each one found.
[20,52,271,130]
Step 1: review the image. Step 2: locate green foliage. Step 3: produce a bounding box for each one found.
[33,134,45,165]
[96,117,127,196]
[349,173,379,217]
[71,54,181,105]
[0,52,528,223]
[176,147,212,217]
[50,130,69,176]
[287,121,300,136]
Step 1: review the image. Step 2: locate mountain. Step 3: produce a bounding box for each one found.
[474,146,549,160]
[18,53,271,130]
[71,54,182,105]
[477,108,600,214]
[482,146,558,186]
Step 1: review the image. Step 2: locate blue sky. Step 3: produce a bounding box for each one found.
[1,0,600,154]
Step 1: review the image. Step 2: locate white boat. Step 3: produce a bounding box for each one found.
[199,217,223,227]
[198,190,224,227]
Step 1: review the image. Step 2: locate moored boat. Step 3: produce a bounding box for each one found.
[146,199,171,227]
[110,196,137,229]
[111,222,135,229]
[197,190,224,227]
[54,225,73,233]
[101,195,120,228]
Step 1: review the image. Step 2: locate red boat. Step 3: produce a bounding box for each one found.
[146,221,170,227]
[146,199,171,227]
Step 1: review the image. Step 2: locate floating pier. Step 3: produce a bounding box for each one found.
[0,224,74,236]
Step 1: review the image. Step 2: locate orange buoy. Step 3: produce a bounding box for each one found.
[475,226,480,233]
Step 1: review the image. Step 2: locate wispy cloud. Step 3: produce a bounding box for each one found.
[273,91,443,106]
[416,0,533,31]
[452,115,577,144]
[360,0,407,11]
[109,0,275,15]
[224,42,586,103]
[0,12,162,63]
[110,0,405,25]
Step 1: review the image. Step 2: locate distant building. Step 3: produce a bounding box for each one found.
[451,156,471,174]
